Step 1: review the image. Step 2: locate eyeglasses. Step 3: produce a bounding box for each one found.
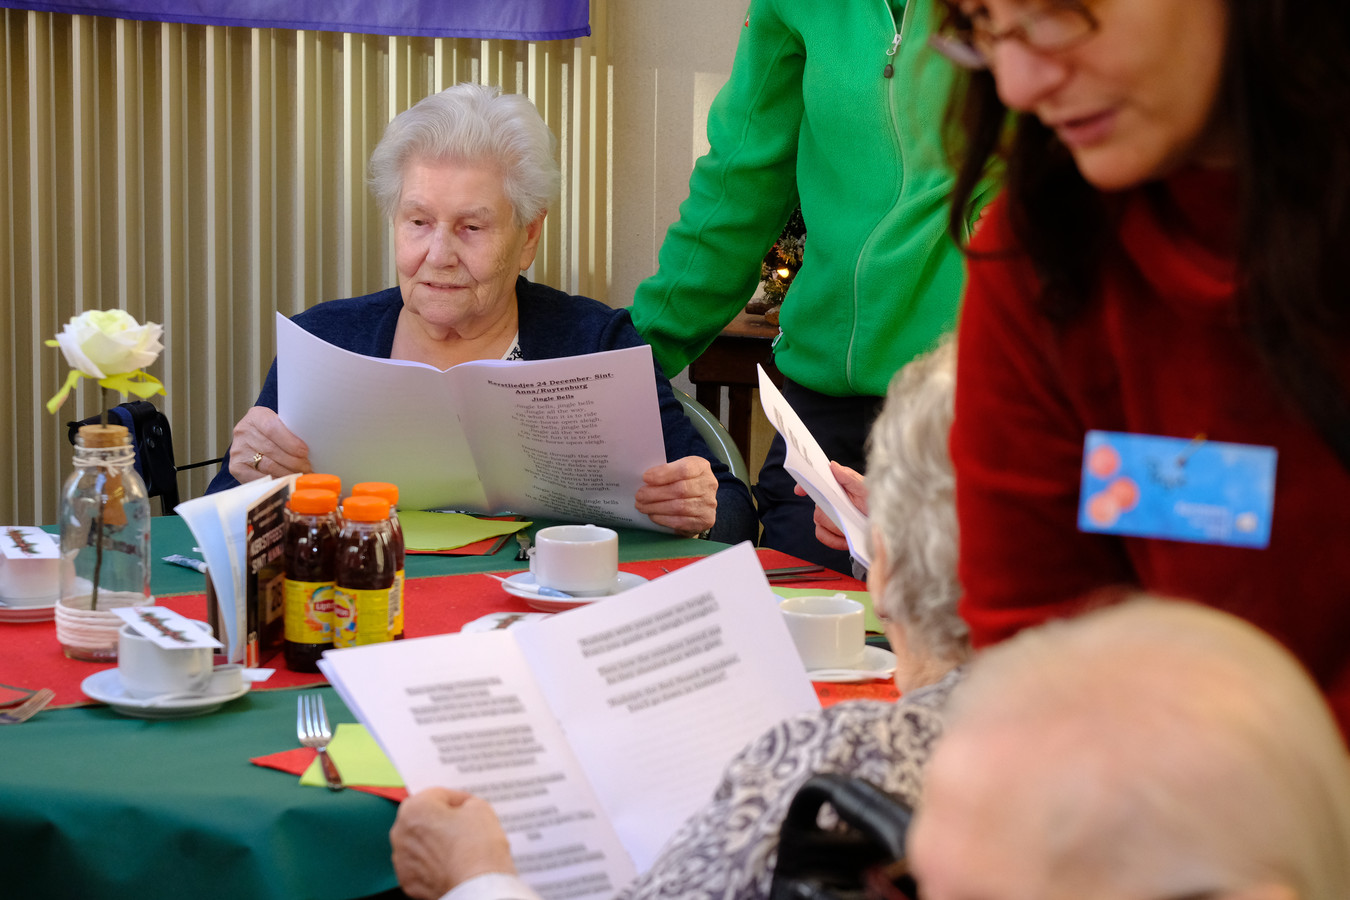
[929,1,1099,71]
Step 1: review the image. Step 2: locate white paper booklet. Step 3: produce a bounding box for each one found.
[319,542,820,899]
[756,366,872,567]
[175,474,295,662]
[276,314,668,527]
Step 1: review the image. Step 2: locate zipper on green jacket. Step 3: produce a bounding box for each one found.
[846,0,912,392]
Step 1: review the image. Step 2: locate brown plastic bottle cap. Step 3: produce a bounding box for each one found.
[78,424,131,448]
[342,495,390,523]
[289,489,338,515]
[352,481,399,507]
[296,473,342,495]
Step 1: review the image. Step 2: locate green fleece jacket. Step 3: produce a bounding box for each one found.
[630,0,984,398]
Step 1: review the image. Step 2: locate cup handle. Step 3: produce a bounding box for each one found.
[527,547,538,577]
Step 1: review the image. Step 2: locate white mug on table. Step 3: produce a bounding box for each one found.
[779,593,866,671]
[118,620,218,698]
[528,524,619,596]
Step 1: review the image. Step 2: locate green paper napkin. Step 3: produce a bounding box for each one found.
[300,723,405,788]
[771,587,882,634]
[399,511,530,552]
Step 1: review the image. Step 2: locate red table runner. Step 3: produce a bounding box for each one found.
[1,549,893,708]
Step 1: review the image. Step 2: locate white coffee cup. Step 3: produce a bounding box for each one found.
[117,620,216,699]
[528,524,619,597]
[780,593,866,671]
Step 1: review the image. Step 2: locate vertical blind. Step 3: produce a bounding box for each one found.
[1,3,611,524]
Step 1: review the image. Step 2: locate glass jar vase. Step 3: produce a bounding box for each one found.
[55,424,153,661]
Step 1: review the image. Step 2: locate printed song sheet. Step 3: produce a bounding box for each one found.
[320,543,819,898]
[757,365,872,567]
[276,315,667,526]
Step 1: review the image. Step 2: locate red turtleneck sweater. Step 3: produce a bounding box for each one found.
[952,168,1350,736]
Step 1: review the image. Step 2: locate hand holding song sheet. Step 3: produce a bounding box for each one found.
[319,543,820,899]
[757,365,872,567]
[276,314,668,527]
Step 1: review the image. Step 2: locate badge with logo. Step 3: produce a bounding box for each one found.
[1078,430,1277,548]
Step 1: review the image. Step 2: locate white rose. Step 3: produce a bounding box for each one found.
[51,310,164,379]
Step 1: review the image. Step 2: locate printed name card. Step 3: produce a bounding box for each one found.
[0,527,59,560]
[114,607,224,650]
[1078,430,1277,548]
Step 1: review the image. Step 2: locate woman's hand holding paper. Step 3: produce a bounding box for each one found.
[797,461,867,552]
[636,456,718,537]
[227,406,313,484]
[391,787,517,899]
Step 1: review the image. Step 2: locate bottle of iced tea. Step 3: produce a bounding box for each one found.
[282,489,339,672]
[352,482,405,640]
[332,496,395,648]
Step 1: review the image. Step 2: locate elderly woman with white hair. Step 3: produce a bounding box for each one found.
[389,337,970,900]
[208,83,755,542]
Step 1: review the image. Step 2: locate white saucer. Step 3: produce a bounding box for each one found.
[0,596,57,622]
[81,668,250,719]
[808,646,898,683]
[498,571,649,613]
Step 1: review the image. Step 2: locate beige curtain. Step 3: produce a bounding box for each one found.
[1,4,611,524]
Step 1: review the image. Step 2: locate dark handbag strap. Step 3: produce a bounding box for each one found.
[67,400,180,510]
[769,774,913,900]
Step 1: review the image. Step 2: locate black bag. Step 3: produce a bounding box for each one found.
[769,774,919,900]
[67,400,180,513]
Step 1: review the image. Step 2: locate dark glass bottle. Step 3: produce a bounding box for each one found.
[352,482,405,640]
[333,495,395,648]
[282,489,339,672]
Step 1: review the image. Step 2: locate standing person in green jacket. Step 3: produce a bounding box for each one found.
[629,0,993,572]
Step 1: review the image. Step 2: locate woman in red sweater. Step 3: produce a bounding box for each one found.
[934,0,1350,734]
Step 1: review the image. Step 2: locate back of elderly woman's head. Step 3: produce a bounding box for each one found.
[909,599,1350,900]
[369,82,560,225]
[865,336,966,673]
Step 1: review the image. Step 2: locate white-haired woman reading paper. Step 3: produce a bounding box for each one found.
[208,83,754,543]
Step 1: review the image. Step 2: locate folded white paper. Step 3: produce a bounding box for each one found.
[276,315,668,528]
[757,366,872,567]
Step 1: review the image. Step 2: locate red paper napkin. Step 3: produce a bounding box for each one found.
[248,747,409,801]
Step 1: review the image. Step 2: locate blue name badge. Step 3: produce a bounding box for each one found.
[1078,430,1277,548]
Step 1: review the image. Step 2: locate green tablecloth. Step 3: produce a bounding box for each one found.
[0,686,399,900]
[4,516,724,900]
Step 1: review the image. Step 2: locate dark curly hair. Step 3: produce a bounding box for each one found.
[942,1,1350,460]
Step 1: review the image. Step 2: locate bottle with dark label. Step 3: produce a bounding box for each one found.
[282,489,339,672]
[333,495,395,648]
[352,481,405,640]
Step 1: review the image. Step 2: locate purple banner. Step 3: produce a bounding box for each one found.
[0,0,590,40]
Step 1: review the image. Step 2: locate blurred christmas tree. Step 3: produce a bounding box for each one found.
[746,207,805,325]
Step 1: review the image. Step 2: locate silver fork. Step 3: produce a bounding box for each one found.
[0,688,55,725]
[297,693,344,791]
